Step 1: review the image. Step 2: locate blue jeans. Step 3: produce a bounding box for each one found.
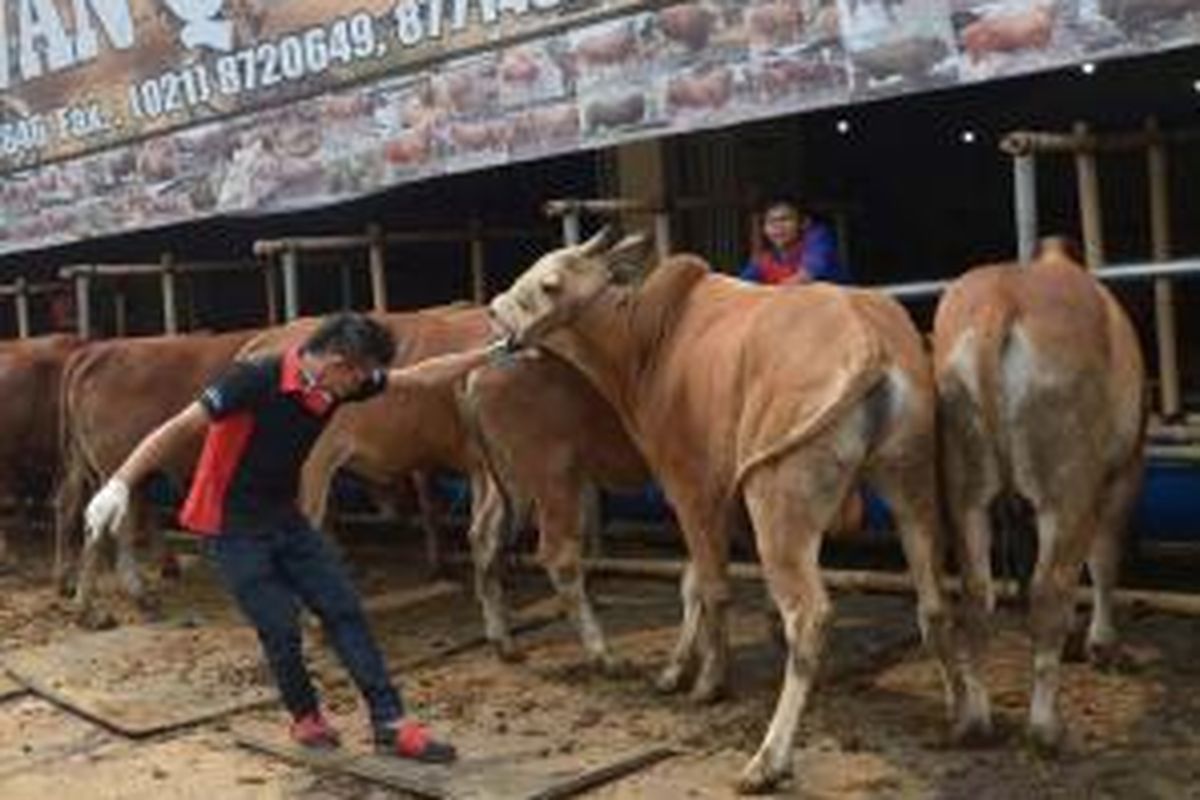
[206,521,403,733]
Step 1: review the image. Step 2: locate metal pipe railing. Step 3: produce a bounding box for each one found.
[871,257,1200,301]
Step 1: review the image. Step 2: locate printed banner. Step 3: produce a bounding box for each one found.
[1,0,1197,255]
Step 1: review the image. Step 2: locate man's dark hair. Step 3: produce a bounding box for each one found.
[302,313,396,366]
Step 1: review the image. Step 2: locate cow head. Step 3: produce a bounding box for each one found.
[490,227,653,345]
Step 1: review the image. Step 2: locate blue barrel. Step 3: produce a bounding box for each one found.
[1131,457,1200,542]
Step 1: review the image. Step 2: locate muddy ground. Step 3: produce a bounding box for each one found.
[0,528,1198,799]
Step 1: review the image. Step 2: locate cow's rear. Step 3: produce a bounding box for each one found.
[934,244,1146,750]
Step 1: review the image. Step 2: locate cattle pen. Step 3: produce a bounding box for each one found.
[4,3,1200,798]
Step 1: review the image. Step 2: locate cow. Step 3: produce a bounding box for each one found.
[58,330,258,621]
[0,334,81,566]
[932,238,1146,752]
[461,348,652,666]
[488,230,993,793]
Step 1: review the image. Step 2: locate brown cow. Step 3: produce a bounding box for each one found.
[932,240,1146,751]
[489,231,991,793]
[60,330,258,619]
[461,348,651,666]
[0,334,80,564]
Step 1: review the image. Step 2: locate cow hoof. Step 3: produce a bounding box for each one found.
[136,595,165,623]
[655,665,687,694]
[492,640,526,664]
[1062,626,1088,663]
[951,715,994,748]
[687,679,728,706]
[159,553,183,581]
[75,607,118,631]
[1027,723,1063,757]
[1086,640,1129,673]
[735,756,790,795]
[589,653,621,677]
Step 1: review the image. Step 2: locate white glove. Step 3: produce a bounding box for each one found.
[85,479,131,543]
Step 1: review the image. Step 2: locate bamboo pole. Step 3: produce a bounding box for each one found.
[653,212,671,262]
[469,221,487,304]
[160,252,178,334]
[1074,122,1105,269]
[1013,153,1038,262]
[475,554,1200,617]
[13,278,29,339]
[1146,117,1182,420]
[367,224,388,313]
[281,245,300,321]
[1001,126,1200,155]
[263,263,279,325]
[252,227,543,257]
[74,274,91,339]
[561,210,581,246]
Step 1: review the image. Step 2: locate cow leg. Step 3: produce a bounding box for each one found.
[411,471,444,576]
[53,458,92,595]
[1027,505,1091,752]
[655,560,703,694]
[118,500,163,619]
[736,459,843,794]
[687,549,732,705]
[72,499,115,626]
[536,482,615,672]
[467,472,518,661]
[1085,455,1140,667]
[870,434,992,743]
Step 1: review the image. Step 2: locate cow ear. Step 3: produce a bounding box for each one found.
[605,232,654,284]
[578,225,618,257]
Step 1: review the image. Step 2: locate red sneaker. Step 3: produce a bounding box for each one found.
[290,711,341,749]
[377,719,457,764]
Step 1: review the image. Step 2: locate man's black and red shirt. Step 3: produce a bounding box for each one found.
[180,348,385,536]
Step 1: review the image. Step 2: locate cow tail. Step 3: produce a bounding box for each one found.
[53,351,94,589]
[975,303,1016,481]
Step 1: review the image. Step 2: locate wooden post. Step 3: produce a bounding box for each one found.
[282,245,300,321]
[339,260,353,311]
[653,211,671,262]
[264,263,279,325]
[74,274,91,339]
[160,252,178,334]
[14,278,30,339]
[469,220,486,303]
[561,209,581,246]
[368,224,388,313]
[1074,122,1105,268]
[1013,153,1038,262]
[113,284,127,337]
[1147,117,1182,420]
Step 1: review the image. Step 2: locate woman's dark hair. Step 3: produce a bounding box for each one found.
[302,313,396,366]
[761,197,812,219]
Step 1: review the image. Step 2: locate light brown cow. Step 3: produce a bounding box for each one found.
[0,334,81,564]
[461,348,651,665]
[59,330,258,620]
[489,231,991,793]
[933,240,1146,751]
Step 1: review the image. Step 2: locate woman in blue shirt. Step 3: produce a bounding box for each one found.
[740,200,850,285]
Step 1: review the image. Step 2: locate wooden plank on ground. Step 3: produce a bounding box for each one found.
[0,672,25,702]
[236,732,675,800]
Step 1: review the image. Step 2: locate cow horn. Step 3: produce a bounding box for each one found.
[578,225,617,257]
